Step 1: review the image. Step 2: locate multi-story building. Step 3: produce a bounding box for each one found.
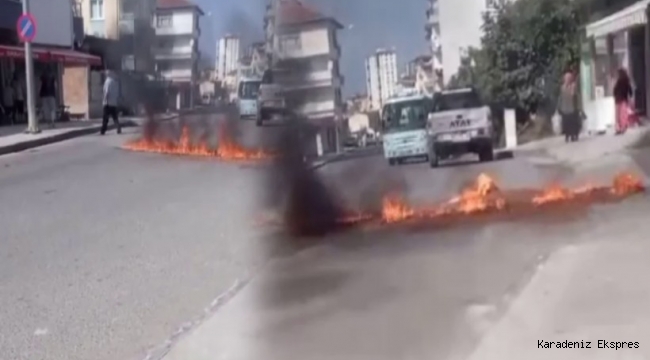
[425,0,443,88]
[81,0,157,73]
[365,48,398,110]
[435,0,499,86]
[216,35,240,80]
[154,0,203,110]
[266,0,344,156]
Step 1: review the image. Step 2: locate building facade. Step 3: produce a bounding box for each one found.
[217,35,240,80]
[365,49,398,110]
[581,0,650,135]
[154,0,203,110]
[81,0,157,73]
[425,0,443,87]
[0,0,102,122]
[268,0,344,155]
[435,0,497,86]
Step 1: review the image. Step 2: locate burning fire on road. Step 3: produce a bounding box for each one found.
[265,171,645,235]
[123,120,272,161]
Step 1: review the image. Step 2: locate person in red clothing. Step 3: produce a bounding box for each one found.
[613,68,634,135]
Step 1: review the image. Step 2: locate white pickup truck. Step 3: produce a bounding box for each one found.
[427,88,495,167]
[256,69,287,126]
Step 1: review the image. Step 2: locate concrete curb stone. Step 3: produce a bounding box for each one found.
[0,114,179,157]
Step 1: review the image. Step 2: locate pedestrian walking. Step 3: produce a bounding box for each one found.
[12,74,25,123]
[101,70,121,135]
[613,68,634,135]
[39,70,58,127]
[557,71,583,142]
[3,82,15,124]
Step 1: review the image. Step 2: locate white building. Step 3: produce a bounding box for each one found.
[435,0,499,86]
[217,35,240,80]
[268,0,345,156]
[424,0,444,89]
[154,0,204,110]
[365,49,398,110]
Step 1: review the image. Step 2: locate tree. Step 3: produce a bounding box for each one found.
[458,0,582,115]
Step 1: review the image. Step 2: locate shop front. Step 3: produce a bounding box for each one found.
[582,0,650,134]
[0,44,101,124]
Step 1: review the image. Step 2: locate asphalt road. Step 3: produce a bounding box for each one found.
[0,115,273,360]
[2,112,648,360]
[161,133,650,359]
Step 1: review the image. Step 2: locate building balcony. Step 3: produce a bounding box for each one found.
[159,68,193,80]
[281,72,343,91]
[155,47,195,60]
[156,27,199,37]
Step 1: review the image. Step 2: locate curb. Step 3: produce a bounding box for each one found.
[310,148,382,170]
[0,113,181,157]
[0,120,138,157]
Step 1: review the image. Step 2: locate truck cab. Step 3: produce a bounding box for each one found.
[427,88,494,167]
[256,69,287,126]
[380,91,434,166]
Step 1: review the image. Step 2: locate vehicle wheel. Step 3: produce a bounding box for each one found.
[388,158,396,166]
[429,150,439,168]
[256,116,263,126]
[479,146,494,162]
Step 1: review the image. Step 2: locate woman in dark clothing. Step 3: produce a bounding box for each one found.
[557,71,583,142]
[613,68,634,134]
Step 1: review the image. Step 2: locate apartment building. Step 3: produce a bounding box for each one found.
[82,0,157,72]
[365,49,398,110]
[217,35,240,80]
[268,0,344,155]
[154,0,203,110]
[434,0,499,85]
[238,42,267,79]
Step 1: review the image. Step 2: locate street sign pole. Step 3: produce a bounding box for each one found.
[22,0,39,134]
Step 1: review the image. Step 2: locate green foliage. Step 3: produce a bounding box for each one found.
[454,0,582,114]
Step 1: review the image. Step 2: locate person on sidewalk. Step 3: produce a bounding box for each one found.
[557,71,583,142]
[12,74,25,124]
[101,70,121,135]
[39,70,58,127]
[2,82,15,124]
[613,68,634,135]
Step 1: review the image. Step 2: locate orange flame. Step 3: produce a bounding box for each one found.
[256,172,645,229]
[376,171,644,225]
[124,122,272,161]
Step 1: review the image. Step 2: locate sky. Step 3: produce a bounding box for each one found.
[195,0,427,96]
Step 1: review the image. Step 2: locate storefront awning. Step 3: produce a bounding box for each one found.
[586,0,650,38]
[0,45,101,66]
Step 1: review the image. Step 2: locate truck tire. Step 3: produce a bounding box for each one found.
[479,145,494,162]
[388,158,397,166]
[429,150,439,168]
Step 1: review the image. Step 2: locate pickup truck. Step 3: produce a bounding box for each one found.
[256,69,287,126]
[427,88,495,167]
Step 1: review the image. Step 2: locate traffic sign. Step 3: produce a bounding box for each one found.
[17,13,37,43]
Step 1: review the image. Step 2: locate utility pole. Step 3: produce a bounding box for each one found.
[23,0,39,134]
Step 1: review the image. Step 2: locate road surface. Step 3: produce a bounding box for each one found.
[2,112,649,360]
[0,115,272,360]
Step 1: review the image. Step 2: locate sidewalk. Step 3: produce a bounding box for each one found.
[0,113,177,157]
[466,200,650,360]
[514,126,650,166]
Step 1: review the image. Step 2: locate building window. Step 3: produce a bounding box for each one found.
[90,0,104,19]
[157,14,173,28]
[279,34,301,51]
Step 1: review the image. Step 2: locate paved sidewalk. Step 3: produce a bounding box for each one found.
[466,199,650,360]
[0,113,177,157]
[515,127,650,166]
